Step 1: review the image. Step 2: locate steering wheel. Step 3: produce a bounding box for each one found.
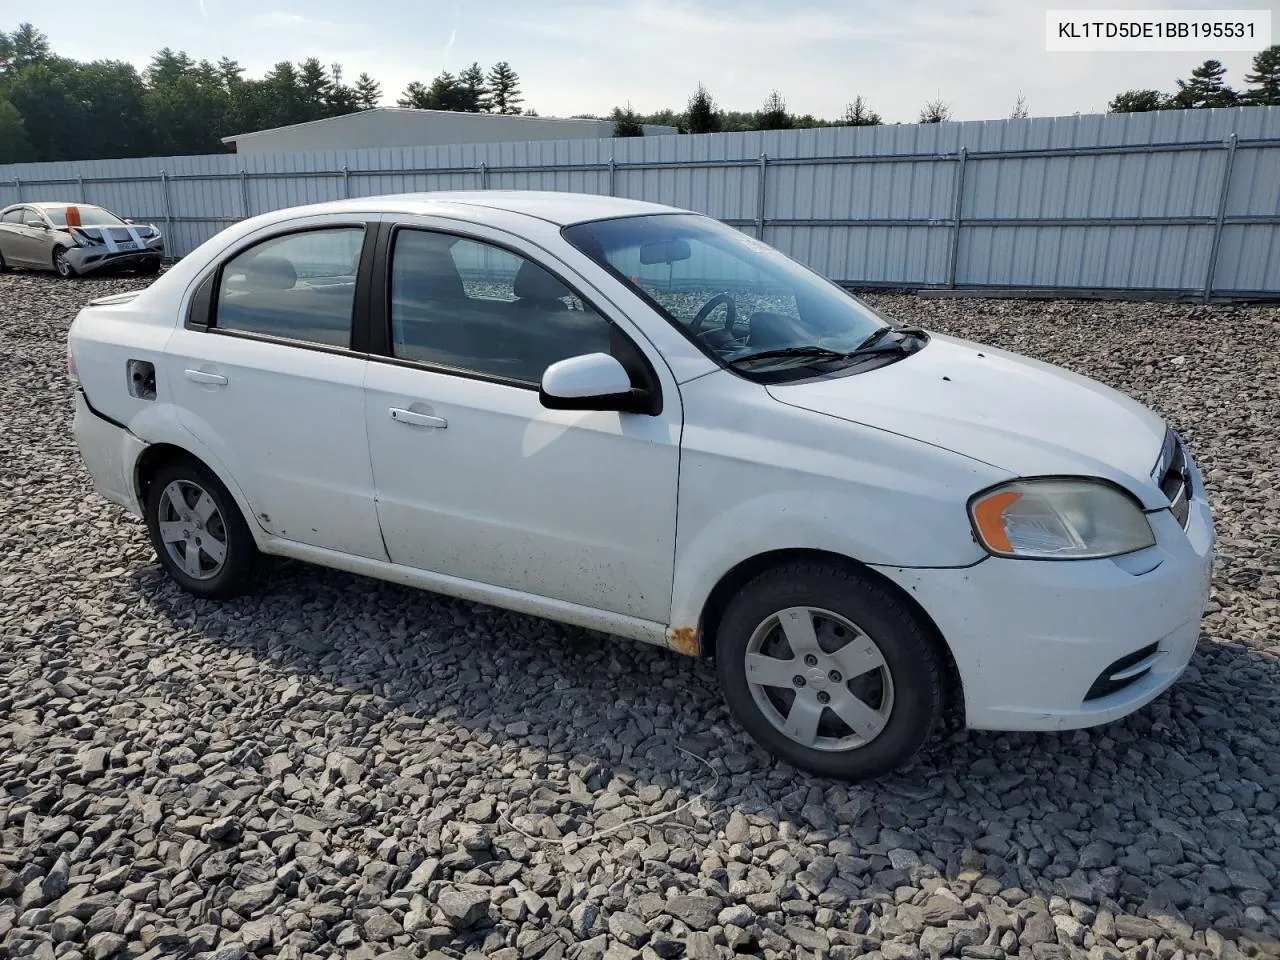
[690,292,737,335]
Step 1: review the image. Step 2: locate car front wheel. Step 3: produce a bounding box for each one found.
[144,459,258,599]
[716,561,943,780]
[53,247,77,278]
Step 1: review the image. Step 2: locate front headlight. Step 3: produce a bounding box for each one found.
[969,479,1155,559]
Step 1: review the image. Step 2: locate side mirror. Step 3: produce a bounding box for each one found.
[539,353,650,414]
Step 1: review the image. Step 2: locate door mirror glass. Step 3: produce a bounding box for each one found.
[540,352,643,412]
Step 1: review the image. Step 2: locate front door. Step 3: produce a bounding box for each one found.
[165,223,386,561]
[364,224,682,622]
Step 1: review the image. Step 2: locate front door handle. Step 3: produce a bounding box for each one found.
[185,369,228,386]
[389,407,447,429]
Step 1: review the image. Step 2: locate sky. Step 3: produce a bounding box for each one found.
[3,0,1277,123]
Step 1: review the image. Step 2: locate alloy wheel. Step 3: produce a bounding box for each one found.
[744,606,895,751]
[156,480,228,581]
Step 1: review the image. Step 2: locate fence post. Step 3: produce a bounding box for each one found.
[1203,132,1238,303]
[77,175,86,203]
[478,161,488,189]
[756,153,768,237]
[12,178,19,201]
[947,147,968,288]
[341,165,350,200]
[239,170,250,219]
[159,170,173,247]
[608,157,616,196]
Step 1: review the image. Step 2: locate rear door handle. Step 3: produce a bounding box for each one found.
[185,369,228,386]
[389,407,447,429]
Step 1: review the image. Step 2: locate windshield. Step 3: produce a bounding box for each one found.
[44,206,125,227]
[563,213,888,375]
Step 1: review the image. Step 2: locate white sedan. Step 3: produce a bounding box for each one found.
[68,191,1215,779]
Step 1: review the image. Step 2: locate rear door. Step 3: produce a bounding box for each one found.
[164,219,387,560]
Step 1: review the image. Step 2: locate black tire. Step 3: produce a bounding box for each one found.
[715,560,943,781]
[137,258,161,275]
[144,457,258,600]
[0,248,7,272]
[53,246,77,278]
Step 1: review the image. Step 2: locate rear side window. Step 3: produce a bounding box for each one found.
[215,227,365,348]
[2,209,23,224]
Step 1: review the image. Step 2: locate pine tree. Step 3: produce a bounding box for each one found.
[487,61,522,114]
[297,58,331,120]
[217,57,244,90]
[1109,89,1172,113]
[354,72,381,109]
[1242,45,1280,105]
[424,71,464,110]
[918,98,951,123]
[841,95,881,126]
[10,23,51,67]
[1174,59,1238,108]
[457,62,489,112]
[684,83,718,134]
[1009,93,1029,119]
[755,90,791,130]
[611,102,644,136]
[397,81,430,109]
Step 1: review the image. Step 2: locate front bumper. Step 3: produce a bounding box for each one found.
[72,390,145,516]
[65,243,163,274]
[878,461,1215,731]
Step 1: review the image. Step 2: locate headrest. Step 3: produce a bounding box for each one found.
[244,256,297,290]
[513,260,570,302]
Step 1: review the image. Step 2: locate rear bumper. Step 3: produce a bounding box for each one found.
[877,464,1215,731]
[72,390,145,516]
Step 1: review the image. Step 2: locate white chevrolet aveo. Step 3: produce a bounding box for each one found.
[69,192,1215,779]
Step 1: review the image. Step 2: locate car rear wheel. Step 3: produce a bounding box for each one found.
[53,247,76,278]
[715,560,942,780]
[144,459,258,600]
[137,258,161,275]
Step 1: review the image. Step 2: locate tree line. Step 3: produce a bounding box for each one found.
[1109,47,1279,112]
[1,21,1276,166]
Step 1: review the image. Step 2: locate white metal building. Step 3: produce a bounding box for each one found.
[222,107,679,155]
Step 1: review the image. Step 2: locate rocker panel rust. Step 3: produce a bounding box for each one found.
[666,625,701,657]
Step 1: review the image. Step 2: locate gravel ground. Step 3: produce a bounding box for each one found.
[2,271,1279,960]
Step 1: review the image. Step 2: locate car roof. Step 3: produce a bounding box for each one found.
[327,191,688,226]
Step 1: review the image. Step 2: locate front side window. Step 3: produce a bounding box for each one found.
[564,214,904,379]
[22,210,45,228]
[389,229,614,383]
[43,205,125,227]
[215,227,365,348]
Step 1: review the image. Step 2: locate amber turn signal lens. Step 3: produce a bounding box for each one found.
[971,490,1021,554]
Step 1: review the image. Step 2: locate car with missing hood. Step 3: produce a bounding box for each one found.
[0,202,164,277]
[66,191,1215,780]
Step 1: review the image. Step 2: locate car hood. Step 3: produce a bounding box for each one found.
[766,333,1168,506]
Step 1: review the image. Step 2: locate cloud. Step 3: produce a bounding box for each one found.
[251,11,342,34]
[446,28,457,52]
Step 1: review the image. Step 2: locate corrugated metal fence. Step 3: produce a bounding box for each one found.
[2,106,1278,299]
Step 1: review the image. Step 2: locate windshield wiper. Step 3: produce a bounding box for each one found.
[849,325,926,354]
[726,345,853,367]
